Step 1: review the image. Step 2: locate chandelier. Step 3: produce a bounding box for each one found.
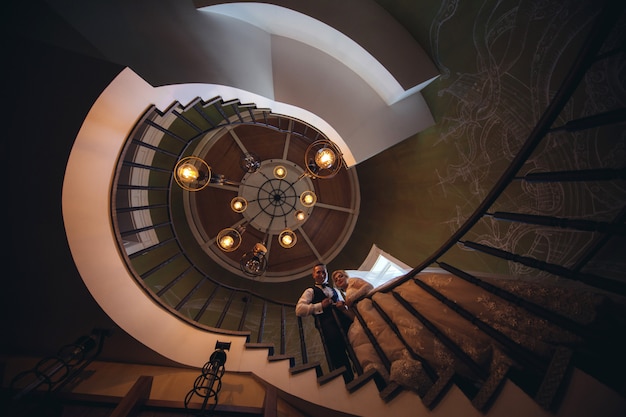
[174,139,344,276]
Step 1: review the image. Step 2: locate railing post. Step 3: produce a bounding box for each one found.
[297,316,308,364]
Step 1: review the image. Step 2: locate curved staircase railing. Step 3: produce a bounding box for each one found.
[351,0,626,411]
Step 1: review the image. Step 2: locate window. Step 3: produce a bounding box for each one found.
[345,244,411,289]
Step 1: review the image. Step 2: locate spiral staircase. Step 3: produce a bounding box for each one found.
[4,0,626,416]
[17,2,624,414]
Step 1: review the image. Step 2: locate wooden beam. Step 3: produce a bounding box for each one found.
[263,385,278,417]
[109,375,153,417]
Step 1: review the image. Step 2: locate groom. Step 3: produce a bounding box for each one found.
[295,263,354,383]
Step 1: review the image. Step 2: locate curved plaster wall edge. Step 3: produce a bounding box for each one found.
[199,2,438,105]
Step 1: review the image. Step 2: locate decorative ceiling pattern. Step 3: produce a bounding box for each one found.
[181,120,360,281]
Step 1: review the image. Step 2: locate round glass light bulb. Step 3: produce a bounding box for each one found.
[273,165,287,179]
[174,156,211,191]
[177,163,199,183]
[230,197,247,213]
[278,229,297,248]
[300,191,316,207]
[220,235,234,249]
[240,249,267,276]
[315,147,336,170]
[295,210,306,221]
[216,227,242,252]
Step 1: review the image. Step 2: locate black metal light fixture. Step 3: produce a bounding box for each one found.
[212,160,318,276]
[240,152,261,173]
[9,329,109,408]
[239,242,269,276]
[184,340,231,416]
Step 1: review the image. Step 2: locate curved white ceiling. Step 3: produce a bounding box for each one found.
[196,2,439,164]
[48,0,438,164]
[203,3,409,105]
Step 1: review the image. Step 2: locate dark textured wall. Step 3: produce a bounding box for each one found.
[336,0,625,281]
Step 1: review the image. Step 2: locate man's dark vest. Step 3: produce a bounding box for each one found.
[310,285,351,333]
[311,285,338,303]
[311,285,338,330]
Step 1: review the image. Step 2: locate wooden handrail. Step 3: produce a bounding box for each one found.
[517,167,626,182]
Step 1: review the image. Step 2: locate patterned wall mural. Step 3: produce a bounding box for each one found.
[344,0,625,281]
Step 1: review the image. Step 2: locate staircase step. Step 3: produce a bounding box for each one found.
[317,367,348,386]
[534,347,574,411]
[421,367,455,409]
[244,342,275,356]
[267,355,295,367]
[290,361,322,377]
[346,368,384,393]
[379,381,404,402]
